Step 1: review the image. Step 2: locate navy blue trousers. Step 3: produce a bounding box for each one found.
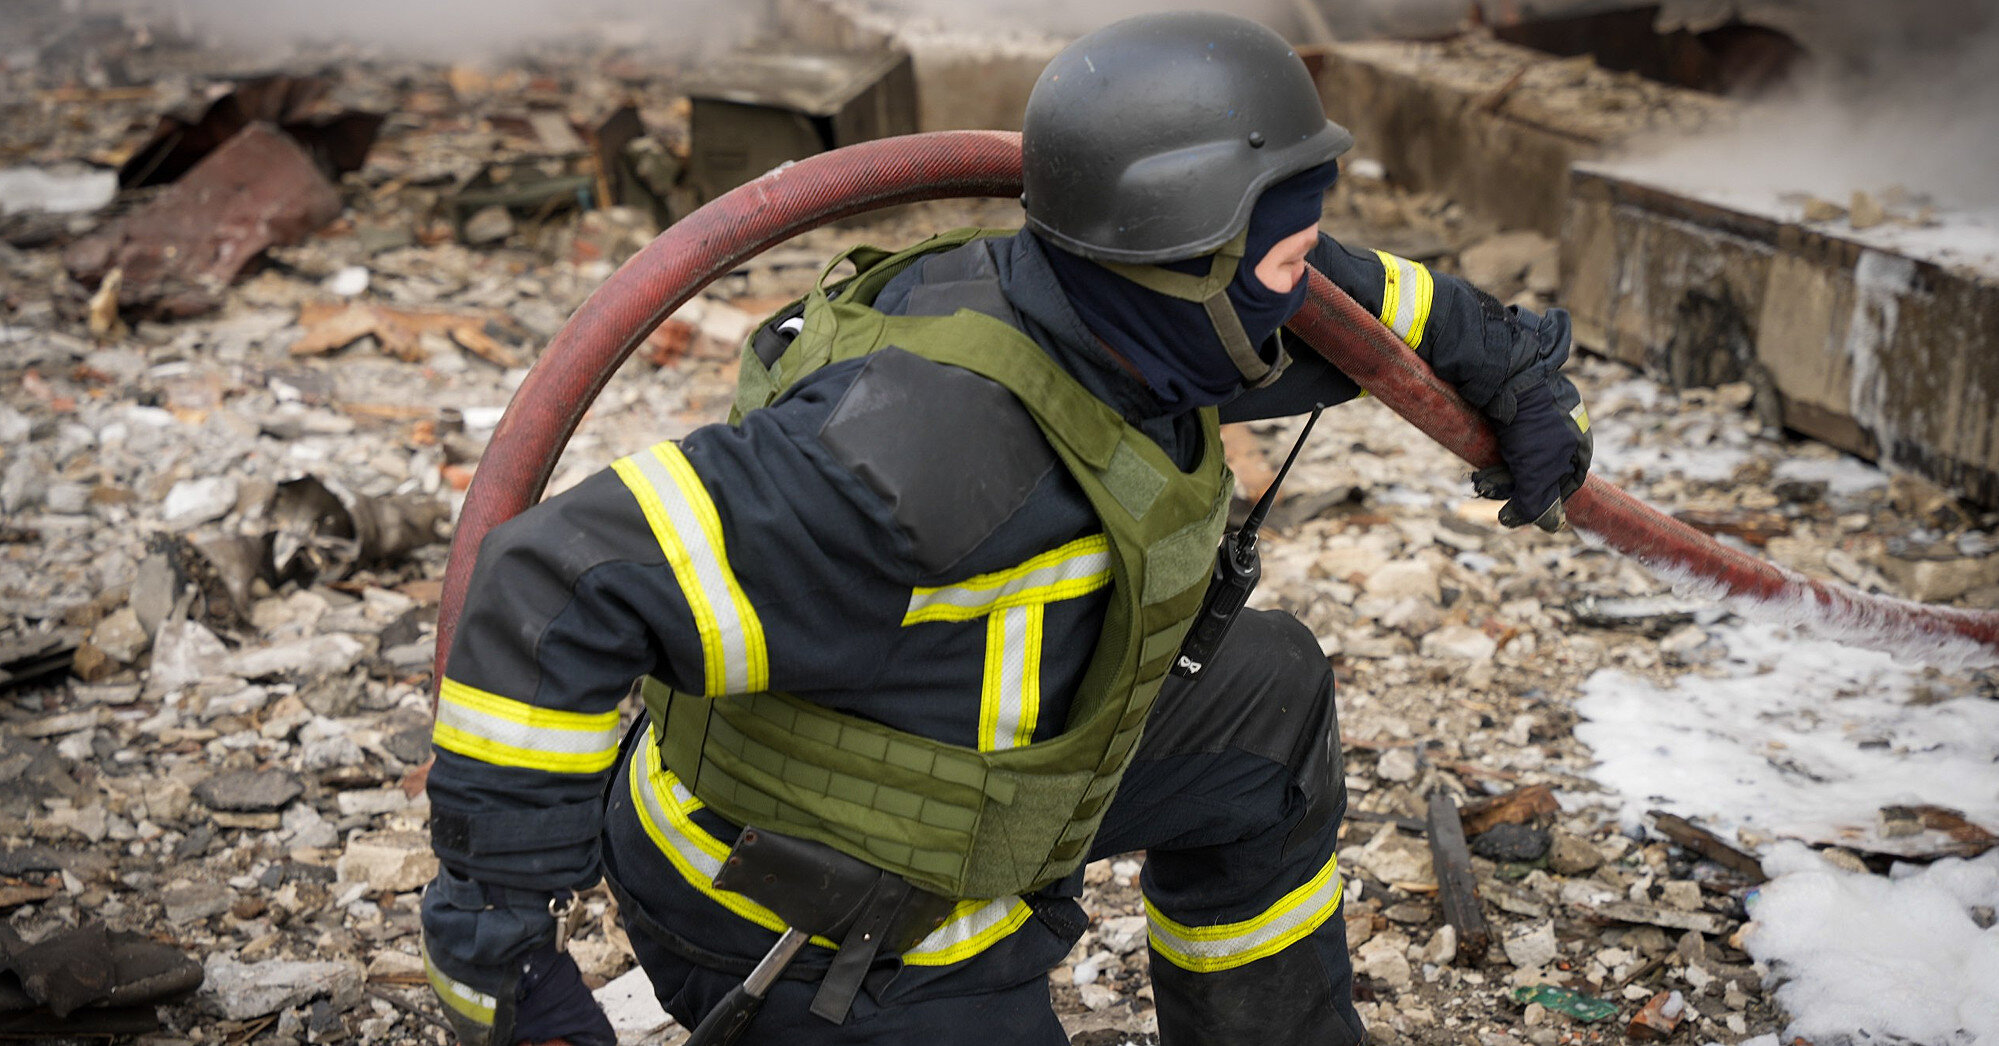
[605,609,1361,1044]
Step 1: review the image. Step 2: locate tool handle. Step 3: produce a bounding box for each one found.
[684,984,764,1046]
[684,927,807,1046]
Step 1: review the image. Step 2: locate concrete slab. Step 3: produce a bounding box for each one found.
[1304,37,1728,236]
[1563,166,1999,506]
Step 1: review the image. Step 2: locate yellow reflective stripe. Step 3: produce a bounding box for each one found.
[1146,854,1344,973]
[978,605,1045,751]
[903,535,1111,625]
[627,731,832,941]
[613,442,769,696]
[901,897,1035,966]
[1372,250,1435,350]
[422,937,497,1025]
[432,678,621,774]
[629,729,1026,964]
[1571,402,1590,433]
[1014,606,1043,748]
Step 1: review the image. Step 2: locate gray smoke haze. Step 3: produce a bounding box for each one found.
[1619,0,1999,214]
[144,0,760,58]
[139,0,1300,59]
[858,0,1294,38]
[104,0,1999,214]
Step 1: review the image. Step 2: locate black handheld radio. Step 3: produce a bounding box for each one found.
[1172,406,1324,679]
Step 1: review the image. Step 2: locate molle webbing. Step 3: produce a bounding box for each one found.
[662,229,1230,900]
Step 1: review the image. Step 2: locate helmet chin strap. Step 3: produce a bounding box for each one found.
[1098,230,1290,390]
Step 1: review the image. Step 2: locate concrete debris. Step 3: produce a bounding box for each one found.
[335,830,438,893]
[0,165,119,216]
[1502,922,1561,970]
[159,476,239,531]
[594,965,675,1039]
[200,956,361,1021]
[193,769,305,813]
[0,7,1990,1044]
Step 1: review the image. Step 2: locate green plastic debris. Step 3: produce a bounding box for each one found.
[1509,985,1620,1022]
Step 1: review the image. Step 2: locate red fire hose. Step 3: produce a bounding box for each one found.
[433,130,1999,688]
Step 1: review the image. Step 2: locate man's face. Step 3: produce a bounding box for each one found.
[1251,224,1320,295]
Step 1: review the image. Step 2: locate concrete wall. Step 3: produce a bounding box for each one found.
[1564,170,1999,505]
[1305,37,1728,238]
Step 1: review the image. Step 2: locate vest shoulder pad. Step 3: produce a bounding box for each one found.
[896,241,1022,326]
[818,345,1056,575]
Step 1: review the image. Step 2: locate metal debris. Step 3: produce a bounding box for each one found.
[64,123,344,317]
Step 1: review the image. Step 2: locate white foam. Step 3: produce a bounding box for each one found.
[1742,842,1999,1044]
[1769,455,1889,498]
[1574,535,1999,672]
[1574,619,1999,842]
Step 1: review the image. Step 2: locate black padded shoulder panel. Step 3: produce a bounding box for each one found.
[818,347,1056,575]
[898,241,1021,325]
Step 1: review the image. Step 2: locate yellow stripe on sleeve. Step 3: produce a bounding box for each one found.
[432,677,621,774]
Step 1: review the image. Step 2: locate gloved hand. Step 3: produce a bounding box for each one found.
[510,942,615,1046]
[425,937,615,1046]
[422,870,615,1046]
[1471,377,1592,532]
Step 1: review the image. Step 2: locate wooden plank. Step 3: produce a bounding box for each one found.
[1460,783,1558,837]
[1425,789,1490,964]
[1652,812,1767,883]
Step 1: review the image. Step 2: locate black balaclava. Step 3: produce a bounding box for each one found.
[1042,159,1340,411]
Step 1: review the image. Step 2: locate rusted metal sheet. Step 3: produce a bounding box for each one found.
[119,74,383,188]
[65,122,343,318]
[1562,166,1999,506]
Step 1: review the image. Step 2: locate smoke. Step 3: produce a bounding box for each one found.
[1620,0,1999,214]
[140,0,759,59]
[842,0,1296,41]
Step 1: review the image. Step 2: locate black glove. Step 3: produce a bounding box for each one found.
[509,942,616,1045]
[1472,378,1592,532]
[421,872,615,1046]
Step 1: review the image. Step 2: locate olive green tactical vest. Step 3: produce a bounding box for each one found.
[643,229,1231,900]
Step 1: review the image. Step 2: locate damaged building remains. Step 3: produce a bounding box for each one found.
[1,0,1995,1043]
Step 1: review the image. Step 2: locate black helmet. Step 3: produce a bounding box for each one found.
[1021,11,1353,265]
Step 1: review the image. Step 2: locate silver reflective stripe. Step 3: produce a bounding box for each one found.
[633,751,725,883]
[432,678,621,774]
[1146,855,1345,973]
[982,605,1043,751]
[422,938,497,1025]
[631,738,1032,961]
[628,735,798,933]
[1372,249,1434,349]
[615,443,768,696]
[904,541,1111,623]
[902,896,1034,966]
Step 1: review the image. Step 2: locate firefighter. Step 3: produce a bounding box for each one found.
[418,11,1590,1045]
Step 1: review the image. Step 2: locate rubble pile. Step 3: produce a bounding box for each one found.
[2,9,1995,1045]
